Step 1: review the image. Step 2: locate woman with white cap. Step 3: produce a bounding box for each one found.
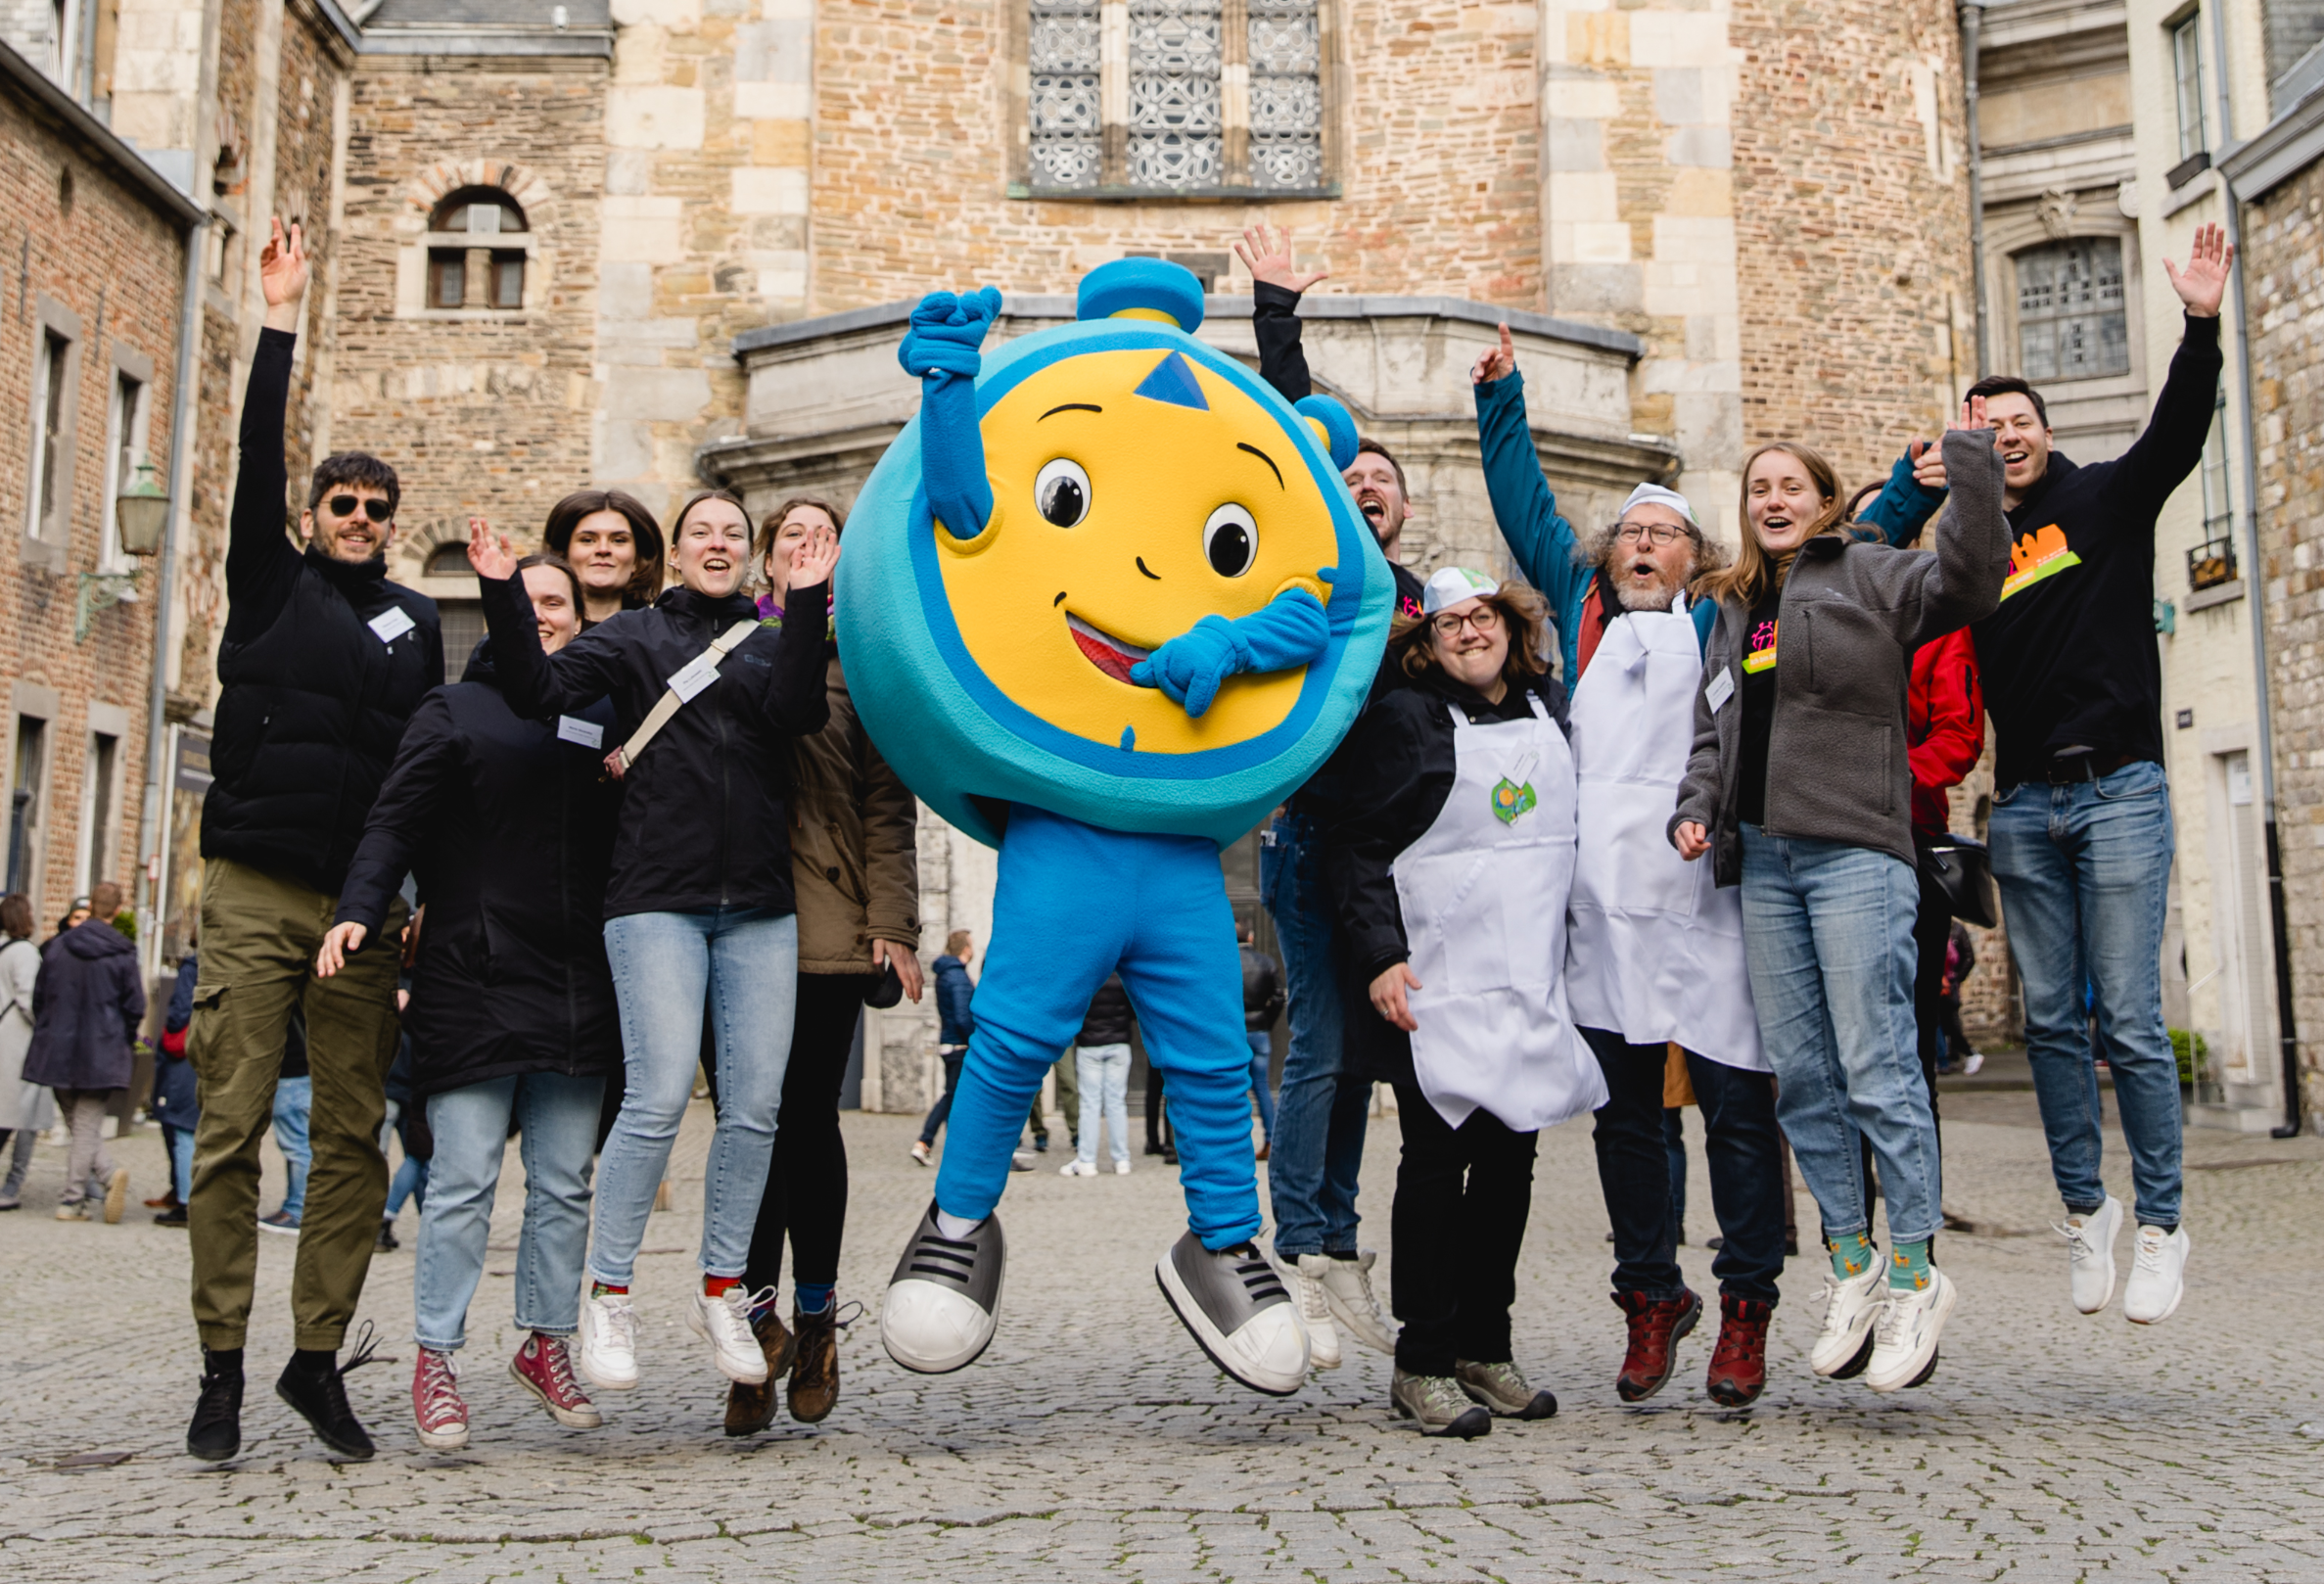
[1325,568,1605,1439]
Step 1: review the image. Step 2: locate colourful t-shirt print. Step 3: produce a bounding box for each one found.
[2000,522,2081,601]
[1743,617,1779,675]
[1396,590,1424,623]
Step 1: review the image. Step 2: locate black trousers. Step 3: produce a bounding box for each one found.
[1144,1063,1173,1151]
[1388,1083,1538,1377]
[1911,852,1950,1132]
[1583,1027,1787,1305]
[741,972,874,1294]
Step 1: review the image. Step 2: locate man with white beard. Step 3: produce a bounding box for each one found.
[1469,326,1937,1408]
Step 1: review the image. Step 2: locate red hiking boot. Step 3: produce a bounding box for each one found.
[1612,1287,1701,1403]
[1705,1294,1773,1408]
[511,1332,603,1429]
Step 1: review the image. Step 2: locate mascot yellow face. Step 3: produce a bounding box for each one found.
[938,349,1339,757]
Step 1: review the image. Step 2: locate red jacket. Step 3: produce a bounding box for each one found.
[1908,628,1983,837]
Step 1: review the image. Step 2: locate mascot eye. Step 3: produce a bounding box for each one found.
[1035,459,1092,528]
[1203,503,1258,577]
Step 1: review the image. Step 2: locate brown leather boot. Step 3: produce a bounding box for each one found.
[721,1306,796,1437]
[1612,1287,1701,1403]
[788,1301,841,1424]
[1705,1294,1772,1408]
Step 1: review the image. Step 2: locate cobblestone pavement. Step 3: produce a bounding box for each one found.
[3,1085,2321,1581]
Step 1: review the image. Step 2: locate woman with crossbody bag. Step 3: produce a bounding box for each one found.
[469,489,836,1411]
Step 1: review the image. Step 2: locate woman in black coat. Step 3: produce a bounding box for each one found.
[320,554,620,1451]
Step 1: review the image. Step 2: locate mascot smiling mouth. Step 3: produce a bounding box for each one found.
[1065,612,1152,684]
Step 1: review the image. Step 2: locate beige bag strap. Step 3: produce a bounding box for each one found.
[605,620,761,779]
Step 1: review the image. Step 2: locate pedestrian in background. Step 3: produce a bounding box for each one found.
[1937,923,1982,1076]
[914,931,976,1167]
[23,880,144,1224]
[1060,974,1135,1178]
[1239,919,1283,1160]
[259,1011,312,1235]
[0,893,48,1210]
[152,941,201,1225]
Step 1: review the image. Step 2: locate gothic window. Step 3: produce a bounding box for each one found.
[1022,0,1328,196]
[427,188,529,312]
[2014,238,2130,383]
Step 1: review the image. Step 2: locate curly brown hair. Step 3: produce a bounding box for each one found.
[1391,582,1552,691]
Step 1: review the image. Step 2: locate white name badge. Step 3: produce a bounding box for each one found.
[369,606,416,644]
[556,716,605,749]
[1705,667,1735,713]
[667,651,722,703]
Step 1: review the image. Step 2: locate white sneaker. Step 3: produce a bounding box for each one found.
[1113,1159,1132,1176]
[2055,1195,2124,1315]
[1156,1234,1309,1396]
[1059,1159,1097,1177]
[2122,1224,2190,1325]
[577,1289,640,1391]
[688,1285,773,1383]
[1316,1251,1397,1355]
[1286,1254,1343,1370]
[1810,1263,1885,1377]
[1865,1269,1957,1392]
[1961,1051,1984,1076]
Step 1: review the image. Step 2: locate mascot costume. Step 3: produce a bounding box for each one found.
[838,259,1391,1395]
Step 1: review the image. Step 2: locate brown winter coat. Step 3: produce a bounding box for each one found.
[792,652,921,974]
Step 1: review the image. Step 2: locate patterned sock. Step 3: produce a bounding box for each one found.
[703,1275,740,1299]
[590,1282,627,1300]
[1829,1232,1876,1281]
[1888,1238,1933,1292]
[794,1281,835,1315]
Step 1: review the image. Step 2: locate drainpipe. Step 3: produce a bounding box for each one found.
[1961,0,1990,377]
[134,212,206,972]
[2205,3,2301,1136]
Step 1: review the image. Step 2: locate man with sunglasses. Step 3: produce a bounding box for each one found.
[183,217,442,1465]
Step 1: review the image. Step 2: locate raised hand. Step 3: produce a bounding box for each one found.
[789,520,840,589]
[467,514,518,581]
[2163,221,2234,318]
[1470,322,1516,386]
[899,286,1003,381]
[1946,394,1989,433]
[1232,223,1328,294]
[1910,438,1947,491]
[259,217,308,332]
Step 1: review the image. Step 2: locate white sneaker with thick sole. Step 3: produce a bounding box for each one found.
[1156,1234,1308,1396]
[882,1203,1004,1374]
[689,1285,773,1383]
[1317,1251,1397,1355]
[1059,1159,1097,1177]
[1810,1264,1885,1377]
[1865,1269,1957,1393]
[2056,1195,2124,1315]
[1287,1254,1343,1370]
[2122,1224,2190,1325]
[577,1289,640,1392]
[1113,1159,1132,1176]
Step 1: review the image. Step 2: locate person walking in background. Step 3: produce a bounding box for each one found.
[727,496,922,1437]
[1937,923,1983,1076]
[1060,974,1136,1178]
[23,880,145,1225]
[183,218,441,1465]
[152,942,202,1226]
[914,931,976,1167]
[1239,920,1283,1160]
[0,894,49,1210]
[541,489,666,626]
[375,1023,429,1251]
[259,1013,312,1235]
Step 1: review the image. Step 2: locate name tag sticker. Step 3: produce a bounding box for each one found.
[1705,667,1735,713]
[556,716,604,749]
[667,652,721,703]
[368,606,416,644]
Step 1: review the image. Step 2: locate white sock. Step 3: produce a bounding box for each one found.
[934,1210,982,1240]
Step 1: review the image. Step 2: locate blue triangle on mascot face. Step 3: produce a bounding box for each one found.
[1133,349,1209,411]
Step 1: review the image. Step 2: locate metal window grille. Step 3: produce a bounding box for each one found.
[2015,238,2131,382]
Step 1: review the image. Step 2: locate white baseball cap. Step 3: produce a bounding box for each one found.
[1620,482,1697,527]
[1421,566,1500,616]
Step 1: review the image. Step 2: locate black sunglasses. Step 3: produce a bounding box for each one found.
[326,493,393,524]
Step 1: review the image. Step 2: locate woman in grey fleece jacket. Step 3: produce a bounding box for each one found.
[1668,409,2005,1398]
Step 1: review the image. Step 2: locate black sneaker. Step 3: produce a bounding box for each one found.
[274,1323,388,1461]
[880,1202,1004,1374]
[375,1219,399,1252]
[1155,1233,1309,1395]
[154,1205,189,1228]
[186,1353,245,1462]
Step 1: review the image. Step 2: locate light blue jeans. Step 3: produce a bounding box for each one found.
[1076,1043,1133,1166]
[594,908,799,1286]
[1260,810,1368,1258]
[1988,760,2182,1226]
[164,1124,195,1203]
[1740,825,1941,1246]
[415,1072,605,1351]
[272,1074,312,1219]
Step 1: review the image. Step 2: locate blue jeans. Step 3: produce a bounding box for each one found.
[1988,761,2182,1226]
[1740,826,1941,1247]
[1246,1031,1277,1142]
[164,1123,196,1204]
[595,908,799,1285]
[1076,1043,1132,1165]
[1260,810,1368,1258]
[272,1074,312,1219]
[920,1048,965,1145]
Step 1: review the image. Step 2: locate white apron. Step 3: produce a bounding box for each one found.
[1391,693,1607,1132]
[1564,601,1766,1072]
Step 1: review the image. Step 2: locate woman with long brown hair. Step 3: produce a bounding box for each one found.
[0,893,46,1209]
[542,489,666,624]
[1669,409,2005,1396]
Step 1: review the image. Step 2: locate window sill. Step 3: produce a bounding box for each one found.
[404,307,534,322]
[2185,578,2244,612]
[1009,183,1341,204]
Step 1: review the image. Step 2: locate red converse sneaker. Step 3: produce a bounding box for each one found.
[412,1347,469,1451]
[1612,1288,1701,1403]
[510,1332,603,1429]
[1704,1294,1773,1407]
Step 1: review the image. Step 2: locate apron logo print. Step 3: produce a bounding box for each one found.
[1491,776,1536,824]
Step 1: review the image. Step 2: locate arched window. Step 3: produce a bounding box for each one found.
[424,541,473,577]
[2013,238,2129,383]
[427,187,529,311]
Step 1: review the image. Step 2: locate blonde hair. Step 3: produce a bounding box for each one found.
[1692,442,1847,611]
[1391,583,1552,690]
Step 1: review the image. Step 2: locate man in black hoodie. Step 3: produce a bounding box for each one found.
[184,218,442,1465]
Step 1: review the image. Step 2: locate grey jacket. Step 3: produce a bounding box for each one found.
[1669,427,2008,883]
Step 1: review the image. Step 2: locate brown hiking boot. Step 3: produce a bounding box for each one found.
[1612,1287,1701,1403]
[721,1305,796,1437]
[788,1301,842,1423]
[1705,1294,1773,1408]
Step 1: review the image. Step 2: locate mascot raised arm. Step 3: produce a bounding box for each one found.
[837,258,1390,1394]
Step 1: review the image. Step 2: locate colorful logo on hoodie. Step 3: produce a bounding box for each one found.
[1491,775,1537,824]
[2001,523,2081,601]
[1743,619,1779,675]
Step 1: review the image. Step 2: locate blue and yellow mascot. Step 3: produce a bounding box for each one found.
[839,259,1390,1394]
